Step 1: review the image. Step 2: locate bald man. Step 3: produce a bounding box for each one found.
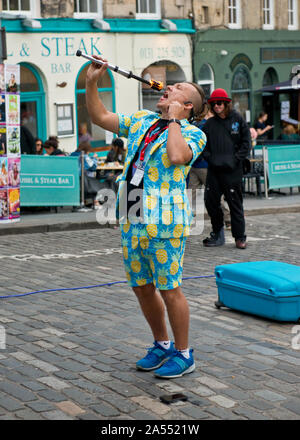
[86,56,206,379]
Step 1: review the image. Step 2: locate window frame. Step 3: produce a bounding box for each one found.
[262,0,275,30]
[73,0,103,19]
[136,0,161,20]
[288,0,298,30]
[197,64,215,99]
[228,0,242,29]
[2,0,36,17]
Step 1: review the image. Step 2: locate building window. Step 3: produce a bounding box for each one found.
[141,61,185,112]
[201,6,209,24]
[197,64,214,99]
[2,0,34,15]
[76,63,115,147]
[136,0,161,20]
[288,0,298,30]
[228,0,241,29]
[231,65,251,121]
[263,0,274,30]
[74,0,102,18]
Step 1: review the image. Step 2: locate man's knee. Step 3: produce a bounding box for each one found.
[160,287,183,304]
[133,283,156,298]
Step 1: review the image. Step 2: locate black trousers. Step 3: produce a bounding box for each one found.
[204,167,246,239]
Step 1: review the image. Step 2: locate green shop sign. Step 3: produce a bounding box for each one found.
[266,145,300,189]
[20,155,80,206]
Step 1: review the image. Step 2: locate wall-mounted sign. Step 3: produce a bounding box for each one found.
[56,103,74,137]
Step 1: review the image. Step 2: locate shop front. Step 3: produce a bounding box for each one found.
[4,18,194,154]
[194,29,300,138]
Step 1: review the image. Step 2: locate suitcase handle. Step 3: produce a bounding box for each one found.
[269,287,275,294]
[215,270,223,279]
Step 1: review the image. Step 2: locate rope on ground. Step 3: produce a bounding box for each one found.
[0,275,215,300]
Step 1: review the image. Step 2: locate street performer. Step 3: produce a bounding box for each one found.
[85,55,206,379]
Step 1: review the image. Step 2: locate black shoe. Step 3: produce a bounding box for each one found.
[235,238,247,249]
[203,228,225,247]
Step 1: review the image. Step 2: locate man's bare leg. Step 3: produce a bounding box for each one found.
[133,283,169,342]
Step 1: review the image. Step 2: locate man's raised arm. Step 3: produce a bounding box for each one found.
[85,56,119,134]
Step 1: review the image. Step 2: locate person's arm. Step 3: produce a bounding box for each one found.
[166,101,194,164]
[85,56,119,134]
[255,124,273,136]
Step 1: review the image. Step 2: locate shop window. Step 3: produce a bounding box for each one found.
[74,0,102,18]
[228,0,241,29]
[197,64,214,99]
[2,0,35,15]
[20,63,46,142]
[141,61,185,112]
[263,0,274,30]
[76,63,114,147]
[288,0,298,30]
[263,67,278,87]
[231,65,251,121]
[136,0,161,19]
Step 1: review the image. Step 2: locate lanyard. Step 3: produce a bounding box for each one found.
[139,120,168,162]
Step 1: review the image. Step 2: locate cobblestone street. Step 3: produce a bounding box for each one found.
[0,212,300,420]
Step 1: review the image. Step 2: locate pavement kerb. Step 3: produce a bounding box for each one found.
[0,204,299,236]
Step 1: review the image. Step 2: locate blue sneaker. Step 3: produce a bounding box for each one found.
[136,341,175,371]
[154,349,195,379]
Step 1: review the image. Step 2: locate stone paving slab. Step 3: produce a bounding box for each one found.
[0,212,299,419]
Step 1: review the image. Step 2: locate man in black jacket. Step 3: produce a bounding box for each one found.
[202,88,250,249]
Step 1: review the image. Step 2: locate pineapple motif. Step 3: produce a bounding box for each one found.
[162,208,173,226]
[146,185,158,210]
[136,277,147,286]
[122,237,129,260]
[161,152,172,169]
[150,259,155,274]
[147,159,159,182]
[122,220,131,234]
[173,280,179,289]
[173,224,184,238]
[140,235,149,250]
[131,120,142,133]
[160,228,172,240]
[126,272,131,282]
[154,242,168,264]
[160,172,172,197]
[183,226,190,236]
[135,110,149,119]
[131,227,140,250]
[170,253,180,275]
[130,253,141,273]
[170,238,181,248]
[158,268,168,286]
[146,223,158,238]
[173,166,184,183]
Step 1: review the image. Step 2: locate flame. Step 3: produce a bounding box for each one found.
[149,80,164,91]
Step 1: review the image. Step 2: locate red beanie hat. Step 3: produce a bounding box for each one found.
[208,88,231,103]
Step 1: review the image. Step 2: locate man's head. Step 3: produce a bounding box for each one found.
[157,82,206,121]
[208,88,232,118]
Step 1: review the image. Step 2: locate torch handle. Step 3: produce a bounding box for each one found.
[76,50,144,81]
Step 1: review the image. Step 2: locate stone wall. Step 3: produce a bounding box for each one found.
[40,0,74,18]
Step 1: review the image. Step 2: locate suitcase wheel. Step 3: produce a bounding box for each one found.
[215,300,225,309]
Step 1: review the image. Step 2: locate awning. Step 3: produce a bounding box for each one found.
[256,78,300,93]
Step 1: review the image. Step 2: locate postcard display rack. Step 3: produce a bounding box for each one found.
[0,64,21,223]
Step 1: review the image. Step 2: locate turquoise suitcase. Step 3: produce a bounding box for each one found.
[215,261,300,322]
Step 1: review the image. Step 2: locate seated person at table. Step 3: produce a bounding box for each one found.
[104,137,125,193]
[105,137,125,164]
[277,123,300,141]
[71,141,108,208]
[44,137,65,156]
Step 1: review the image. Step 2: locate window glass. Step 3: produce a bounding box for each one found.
[76,65,111,90]
[231,66,251,120]
[20,65,39,93]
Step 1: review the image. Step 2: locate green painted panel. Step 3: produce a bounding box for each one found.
[20,155,80,206]
[266,145,300,189]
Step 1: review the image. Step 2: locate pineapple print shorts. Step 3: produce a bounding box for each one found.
[120,223,187,291]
